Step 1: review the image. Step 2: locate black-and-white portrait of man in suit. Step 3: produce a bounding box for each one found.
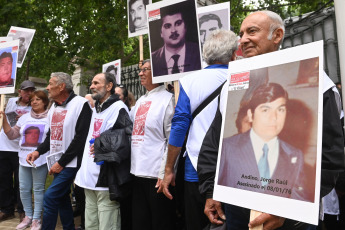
[128,0,151,37]
[149,0,202,79]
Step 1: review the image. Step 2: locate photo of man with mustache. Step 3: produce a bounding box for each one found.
[128,0,150,34]
[150,1,201,77]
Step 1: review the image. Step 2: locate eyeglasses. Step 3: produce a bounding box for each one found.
[139,67,151,73]
[117,84,125,88]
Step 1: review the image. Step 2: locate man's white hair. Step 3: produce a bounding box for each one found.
[51,72,74,93]
[255,10,285,46]
[203,29,238,65]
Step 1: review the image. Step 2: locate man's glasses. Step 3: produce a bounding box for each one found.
[117,84,125,88]
[139,67,151,73]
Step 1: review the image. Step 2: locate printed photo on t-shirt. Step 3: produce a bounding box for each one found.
[51,110,67,141]
[132,101,152,136]
[21,124,45,147]
[16,108,29,116]
[92,118,103,138]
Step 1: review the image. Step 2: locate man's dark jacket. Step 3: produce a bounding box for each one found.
[93,95,133,201]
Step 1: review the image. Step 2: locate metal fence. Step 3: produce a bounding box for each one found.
[282,6,340,83]
[120,64,146,100]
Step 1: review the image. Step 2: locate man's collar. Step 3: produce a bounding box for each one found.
[250,128,278,145]
[205,64,228,69]
[95,94,120,113]
[54,91,76,107]
[145,85,163,96]
[16,97,30,106]
[164,43,186,61]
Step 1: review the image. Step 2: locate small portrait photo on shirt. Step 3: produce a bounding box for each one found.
[197,2,230,66]
[214,42,324,225]
[21,124,45,147]
[147,0,202,83]
[0,39,19,94]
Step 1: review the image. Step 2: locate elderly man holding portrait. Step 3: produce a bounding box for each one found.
[198,10,344,230]
[75,72,132,230]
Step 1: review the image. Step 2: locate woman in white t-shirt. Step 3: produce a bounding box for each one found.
[1,90,50,230]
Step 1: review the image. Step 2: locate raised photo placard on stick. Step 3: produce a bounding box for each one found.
[127,0,152,38]
[147,0,202,83]
[102,59,121,85]
[0,40,19,94]
[214,41,324,225]
[7,26,35,68]
[197,2,230,67]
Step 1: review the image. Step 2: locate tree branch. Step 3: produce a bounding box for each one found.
[122,38,148,64]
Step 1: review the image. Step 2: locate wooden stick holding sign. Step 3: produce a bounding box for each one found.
[139,35,144,61]
[0,94,4,130]
[249,210,263,230]
[173,81,180,104]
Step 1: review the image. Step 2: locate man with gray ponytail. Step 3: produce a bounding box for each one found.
[27,72,92,230]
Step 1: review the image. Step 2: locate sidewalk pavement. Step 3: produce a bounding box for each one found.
[0,212,81,230]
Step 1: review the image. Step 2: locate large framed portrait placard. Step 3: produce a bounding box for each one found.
[214,41,324,225]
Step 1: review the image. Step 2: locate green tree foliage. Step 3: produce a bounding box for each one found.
[0,0,150,83]
[217,0,333,33]
[0,0,333,85]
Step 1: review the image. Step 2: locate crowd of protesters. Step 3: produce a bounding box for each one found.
[0,9,345,230]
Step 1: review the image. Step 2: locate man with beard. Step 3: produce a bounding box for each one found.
[75,72,131,230]
[0,52,14,87]
[151,4,201,77]
[27,72,92,230]
[129,0,149,33]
